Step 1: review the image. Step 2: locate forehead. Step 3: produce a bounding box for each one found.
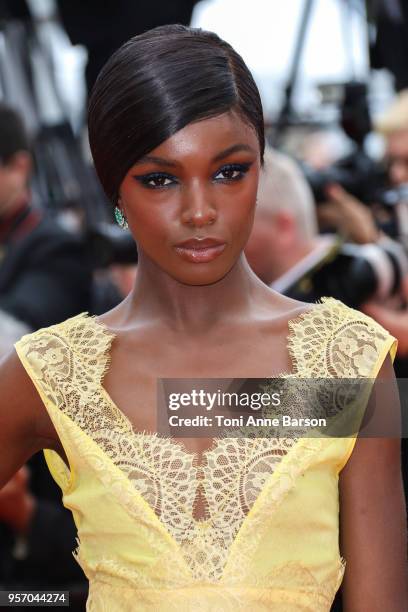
[146,112,259,160]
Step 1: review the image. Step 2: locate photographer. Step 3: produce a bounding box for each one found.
[247,145,408,338]
[0,104,92,329]
[0,104,89,606]
[245,147,402,303]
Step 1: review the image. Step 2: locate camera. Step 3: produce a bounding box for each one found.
[272,234,408,309]
[299,82,408,243]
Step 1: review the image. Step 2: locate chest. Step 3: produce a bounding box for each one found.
[45,323,292,473]
[101,326,292,433]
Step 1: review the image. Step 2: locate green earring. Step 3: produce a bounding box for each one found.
[114,206,128,229]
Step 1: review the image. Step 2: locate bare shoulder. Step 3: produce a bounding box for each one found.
[261,289,322,327]
[92,298,130,329]
[273,292,314,314]
[0,347,59,486]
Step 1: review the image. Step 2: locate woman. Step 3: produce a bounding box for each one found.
[1,25,407,611]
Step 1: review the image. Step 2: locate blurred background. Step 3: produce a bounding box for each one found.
[0,1,407,610]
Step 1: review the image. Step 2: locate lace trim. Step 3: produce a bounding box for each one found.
[77,541,346,609]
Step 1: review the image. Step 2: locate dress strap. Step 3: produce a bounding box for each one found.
[287,296,397,379]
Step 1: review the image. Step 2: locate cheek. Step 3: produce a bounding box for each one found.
[123,192,175,246]
[225,177,258,227]
[129,208,169,248]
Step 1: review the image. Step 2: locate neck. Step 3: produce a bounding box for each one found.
[121,251,271,334]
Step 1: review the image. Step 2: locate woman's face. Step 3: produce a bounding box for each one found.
[119,111,261,285]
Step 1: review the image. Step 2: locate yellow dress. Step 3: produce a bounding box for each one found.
[14,296,397,611]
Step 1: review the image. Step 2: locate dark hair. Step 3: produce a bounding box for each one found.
[0,103,30,163]
[88,24,264,205]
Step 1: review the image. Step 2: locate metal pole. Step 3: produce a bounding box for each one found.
[272,0,315,145]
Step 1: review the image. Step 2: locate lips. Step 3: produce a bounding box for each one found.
[175,237,225,249]
[174,237,226,263]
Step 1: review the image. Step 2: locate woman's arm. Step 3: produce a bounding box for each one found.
[339,354,408,611]
[0,348,53,489]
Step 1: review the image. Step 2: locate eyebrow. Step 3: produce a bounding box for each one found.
[212,143,256,162]
[133,144,256,169]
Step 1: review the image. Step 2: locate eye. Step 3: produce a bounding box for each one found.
[213,163,251,182]
[133,172,177,189]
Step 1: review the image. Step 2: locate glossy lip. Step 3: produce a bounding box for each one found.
[173,237,227,263]
[174,237,225,249]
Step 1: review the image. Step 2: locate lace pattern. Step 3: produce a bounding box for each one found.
[84,557,346,611]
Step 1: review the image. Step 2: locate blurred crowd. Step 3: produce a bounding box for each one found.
[0,2,407,612]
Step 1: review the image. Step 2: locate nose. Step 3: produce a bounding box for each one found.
[180,185,217,227]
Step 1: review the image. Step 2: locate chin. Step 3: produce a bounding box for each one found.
[169,264,234,287]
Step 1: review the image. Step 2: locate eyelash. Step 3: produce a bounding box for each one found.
[133,163,252,189]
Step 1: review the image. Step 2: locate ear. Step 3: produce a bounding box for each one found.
[275,209,295,237]
[117,194,127,216]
